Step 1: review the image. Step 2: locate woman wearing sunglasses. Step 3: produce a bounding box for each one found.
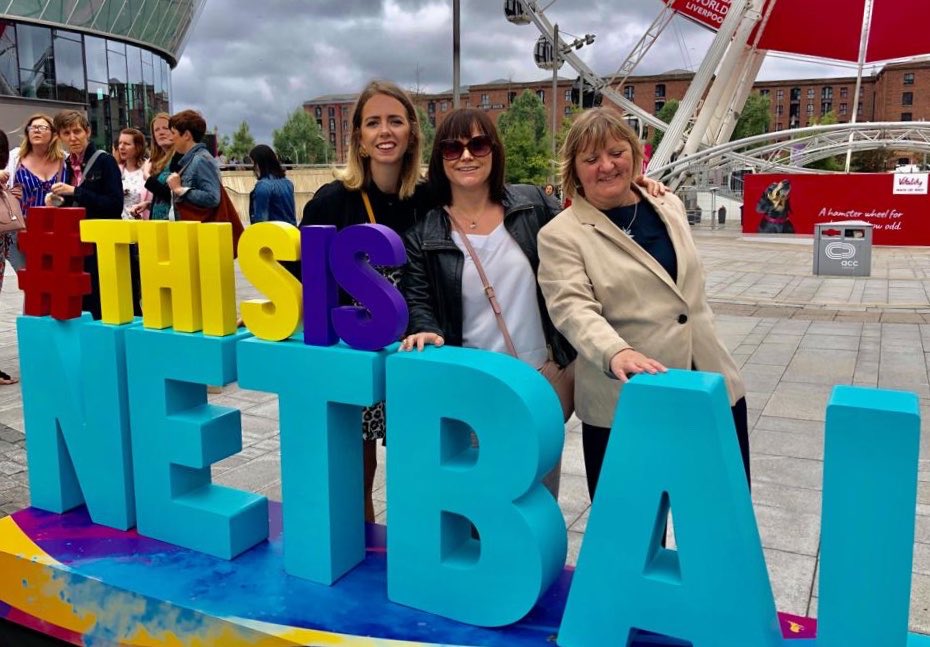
[399,107,578,497]
[299,80,433,523]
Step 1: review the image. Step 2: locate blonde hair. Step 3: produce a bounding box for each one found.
[559,107,643,200]
[148,112,174,176]
[339,80,422,200]
[17,113,64,164]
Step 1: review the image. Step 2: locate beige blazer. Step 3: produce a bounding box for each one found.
[537,189,745,427]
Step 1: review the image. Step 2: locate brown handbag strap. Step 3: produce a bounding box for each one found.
[448,212,518,358]
[360,191,377,224]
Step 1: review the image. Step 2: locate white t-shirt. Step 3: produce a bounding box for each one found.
[121,166,147,219]
[452,223,548,368]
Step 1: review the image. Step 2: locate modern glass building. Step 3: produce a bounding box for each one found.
[1,0,205,148]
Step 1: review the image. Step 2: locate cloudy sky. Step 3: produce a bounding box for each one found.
[171,0,863,144]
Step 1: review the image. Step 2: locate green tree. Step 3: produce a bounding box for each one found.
[804,111,843,171]
[416,106,435,164]
[217,134,231,156]
[731,93,771,141]
[651,99,679,150]
[226,121,255,163]
[498,90,550,184]
[272,109,330,165]
[850,148,893,172]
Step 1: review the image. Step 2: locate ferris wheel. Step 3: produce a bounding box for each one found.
[504,0,775,176]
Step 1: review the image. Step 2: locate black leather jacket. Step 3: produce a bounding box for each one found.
[401,184,576,368]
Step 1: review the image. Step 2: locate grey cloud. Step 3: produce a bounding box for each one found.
[173,1,852,143]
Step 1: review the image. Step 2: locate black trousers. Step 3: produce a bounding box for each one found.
[581,397,750,500]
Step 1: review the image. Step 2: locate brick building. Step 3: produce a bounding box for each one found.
[304,61,930,165]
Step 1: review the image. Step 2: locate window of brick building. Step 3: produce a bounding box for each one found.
[902,112,913,121]
[776,104,784,116]
[759,88,770,97]
[839,103,848,115]
[441,100,449,111]
[821,86,833,100]
[904,73,915,85]
[623,85,634,100]
[807,88,814,99]
[655,100,665,113]
[902,92,914,106]
[564,89,572,102]
[807,103,814,115]
[776,88,784,100]
[655,83,665,98]
[536,89,545,103]
[821,101,832,115]
[790,87,801,101]
[840,87,848,98]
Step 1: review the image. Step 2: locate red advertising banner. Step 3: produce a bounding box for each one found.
[670,0,731,30]
[743,173,930,246]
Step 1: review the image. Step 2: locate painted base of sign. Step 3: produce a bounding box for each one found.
[0,504,926,646]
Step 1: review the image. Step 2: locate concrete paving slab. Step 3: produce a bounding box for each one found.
[764,548,817,617]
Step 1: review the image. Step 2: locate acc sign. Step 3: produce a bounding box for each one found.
[825,241,857,261]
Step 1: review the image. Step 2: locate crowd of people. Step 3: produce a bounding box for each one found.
[0,81,750,515]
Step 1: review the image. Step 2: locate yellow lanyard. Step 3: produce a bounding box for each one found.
[360,191,376,224]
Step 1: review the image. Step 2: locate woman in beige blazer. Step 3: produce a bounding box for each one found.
[537,108,748,499]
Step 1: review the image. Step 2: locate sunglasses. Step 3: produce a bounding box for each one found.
[439,135,493,161]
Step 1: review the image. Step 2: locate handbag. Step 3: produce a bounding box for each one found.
[172,153,244,257]
[0,187,25,234]
[448,214,574,422]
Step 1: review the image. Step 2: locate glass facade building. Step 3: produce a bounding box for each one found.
[1,0,204,148]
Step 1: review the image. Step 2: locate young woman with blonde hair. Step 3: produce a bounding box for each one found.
[300,79,433,522]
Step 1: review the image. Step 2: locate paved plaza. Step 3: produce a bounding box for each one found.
[0,224,928,634]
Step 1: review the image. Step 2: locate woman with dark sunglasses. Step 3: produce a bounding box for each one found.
[398,108,585,497]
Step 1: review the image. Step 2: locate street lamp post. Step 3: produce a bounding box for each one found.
[453,0,461,108]
[534,26,595,184]
[551,23,559,183]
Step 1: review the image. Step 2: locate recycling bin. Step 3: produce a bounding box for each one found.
[813,220,872,277]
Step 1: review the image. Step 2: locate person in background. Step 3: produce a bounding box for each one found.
[2,113,67,271]
[300,79,432,522]
[536,107,749,500]
[115,128,151,220]
[136,112,178,220]
[0,130,19,383]
[248,144,295,225]
[46,110,123,320]
[165,110,221,216]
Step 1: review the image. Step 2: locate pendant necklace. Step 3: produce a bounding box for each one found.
[621,200,639,239]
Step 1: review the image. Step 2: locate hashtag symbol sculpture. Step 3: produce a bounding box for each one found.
[17,207,93,320]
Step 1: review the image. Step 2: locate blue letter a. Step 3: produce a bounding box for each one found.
[559,370,782,647]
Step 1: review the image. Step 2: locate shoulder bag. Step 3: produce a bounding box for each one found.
[0,186,25,234]
[173,152,244,257]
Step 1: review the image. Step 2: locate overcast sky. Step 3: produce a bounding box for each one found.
[171,0,863,144]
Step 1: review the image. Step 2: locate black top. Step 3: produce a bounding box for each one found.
[300,179,434,234]
[61,141,123,219]
[144,151,183,201]
[604,199,677,282]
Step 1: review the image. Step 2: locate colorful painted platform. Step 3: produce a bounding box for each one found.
[0,502,844,647]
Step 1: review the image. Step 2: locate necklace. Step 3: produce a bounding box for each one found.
[449,206,485,230]
[621,200,639,239]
